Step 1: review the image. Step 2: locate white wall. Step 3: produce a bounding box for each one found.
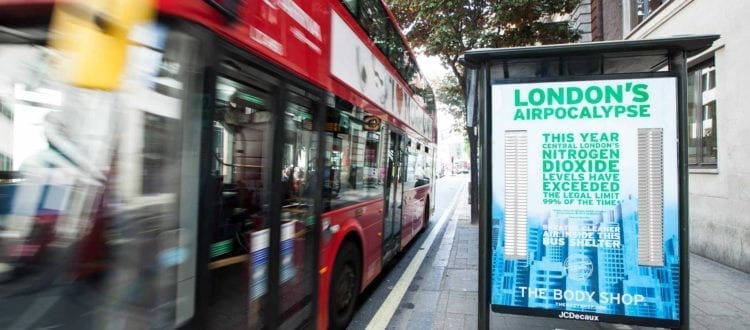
[626,0,750,272]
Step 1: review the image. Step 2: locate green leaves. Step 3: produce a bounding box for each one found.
[434,73,466,132]
[390,0,580,76]
[389,0,580,123]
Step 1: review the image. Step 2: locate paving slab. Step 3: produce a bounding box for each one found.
[379,184,750,329]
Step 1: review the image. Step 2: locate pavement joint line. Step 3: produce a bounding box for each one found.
[366,182,466,330]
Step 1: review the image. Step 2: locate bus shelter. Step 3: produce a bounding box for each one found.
[462,35,718,330]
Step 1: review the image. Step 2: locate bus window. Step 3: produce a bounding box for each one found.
[0,24,204,329]
[405,139,417,188]
[278,86,319,328]
[414,143,430,187]
[323,102,386,211]
[423,146,433,185]
[209,75,273,329]
[382,129,405,260]
[404,139,431,188]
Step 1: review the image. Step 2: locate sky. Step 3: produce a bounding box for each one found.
[416,54,449,83]
[415,53,467,165]
[415,53,457,132]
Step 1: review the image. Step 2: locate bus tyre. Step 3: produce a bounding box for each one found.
[420,198,430,233]
[329,241,361,330]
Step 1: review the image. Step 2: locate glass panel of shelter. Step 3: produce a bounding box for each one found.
[489,51,671,81]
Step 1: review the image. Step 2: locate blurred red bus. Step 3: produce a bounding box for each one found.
[0,0,436,328]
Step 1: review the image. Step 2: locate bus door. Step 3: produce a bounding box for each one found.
[204,54,320,329]
[382,130,405,263]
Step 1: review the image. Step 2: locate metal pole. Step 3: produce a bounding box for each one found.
[669,49,690,330]
[477,62,490,330]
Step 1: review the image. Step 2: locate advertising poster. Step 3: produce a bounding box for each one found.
[490,77,680,326]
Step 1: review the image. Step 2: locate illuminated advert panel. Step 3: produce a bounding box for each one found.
[490,77,679,327]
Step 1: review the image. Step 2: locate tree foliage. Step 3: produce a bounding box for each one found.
[434,73,465,132]
[389,0,580,221]
[390,0,580,95]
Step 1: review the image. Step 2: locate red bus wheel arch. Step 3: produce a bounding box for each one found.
[320,227,365,329]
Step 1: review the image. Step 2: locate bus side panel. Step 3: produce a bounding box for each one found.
[413,184,431,232]
[317,198,384,329]
[400,185,430,249]
[357,199,385,288]
[400,189,414,249]
[158,0,331,91]
[400,190,415,249]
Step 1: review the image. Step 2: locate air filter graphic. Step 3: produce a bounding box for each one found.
[504,130,528,260]
[637,128,664,266]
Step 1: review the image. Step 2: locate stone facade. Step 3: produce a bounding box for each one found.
[576,0,750,272]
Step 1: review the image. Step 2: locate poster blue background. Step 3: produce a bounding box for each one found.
[491,201,680,320]
[490,78,681,322]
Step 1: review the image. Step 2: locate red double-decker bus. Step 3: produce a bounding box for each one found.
[0,0,436,328]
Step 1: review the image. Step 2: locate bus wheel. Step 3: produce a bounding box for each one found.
[420,198,430,232]
[329,241,361,329]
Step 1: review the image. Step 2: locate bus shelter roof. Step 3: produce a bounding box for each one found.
[462,35,719,73]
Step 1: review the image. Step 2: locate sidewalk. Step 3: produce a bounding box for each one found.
[387,186,750,329]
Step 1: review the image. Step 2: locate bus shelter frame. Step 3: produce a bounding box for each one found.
[462,35,719,330]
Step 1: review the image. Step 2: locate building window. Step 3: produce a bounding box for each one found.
[687,58,717,168]
[629,0,667,27]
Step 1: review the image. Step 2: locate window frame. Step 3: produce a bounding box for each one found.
[687,57,718,169]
